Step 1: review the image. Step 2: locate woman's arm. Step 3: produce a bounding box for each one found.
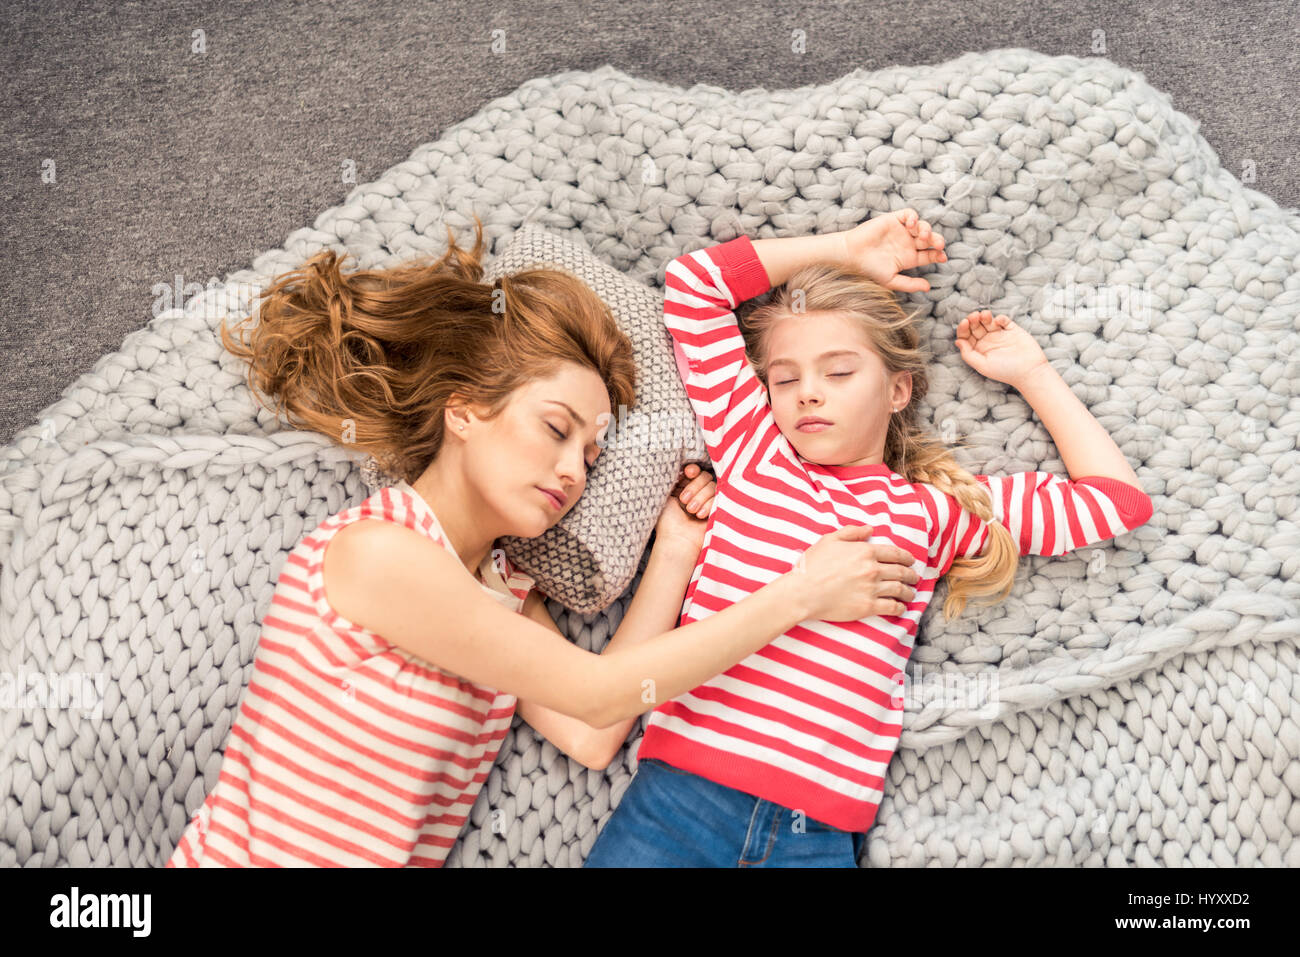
[515,536,699,770]
[323,519,814,730]
[323,509,894,730]
[517,466,716,769]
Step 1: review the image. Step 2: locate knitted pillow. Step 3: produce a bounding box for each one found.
[362,223,709,613]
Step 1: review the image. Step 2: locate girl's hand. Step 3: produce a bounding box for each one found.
[838,207,948,293]
[955,309,1050,388]
[654,463,717,557]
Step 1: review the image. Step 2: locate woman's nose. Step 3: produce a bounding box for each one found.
[560,450,585,486]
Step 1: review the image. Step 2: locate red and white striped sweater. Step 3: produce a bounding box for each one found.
[637,235,1154,833]
[167,480,535,867]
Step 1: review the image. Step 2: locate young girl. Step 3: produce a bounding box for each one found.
[166,216,916,867]
[584,209,1155,868]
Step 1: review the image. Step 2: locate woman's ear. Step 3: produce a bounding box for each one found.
[444,393,473,436]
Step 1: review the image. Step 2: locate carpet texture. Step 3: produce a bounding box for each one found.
[1,48,1297,867]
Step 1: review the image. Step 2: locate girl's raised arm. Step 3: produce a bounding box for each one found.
[1015,361,1144,489]
[748,230,847,287]
[933,308,1154,575]
[663,238,774,482]
[956,309,1145,490]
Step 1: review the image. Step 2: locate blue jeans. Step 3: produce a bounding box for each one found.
[584,757,866,867]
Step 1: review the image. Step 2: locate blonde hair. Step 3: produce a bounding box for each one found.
[740,261,1018,621]
[221,214,636,486]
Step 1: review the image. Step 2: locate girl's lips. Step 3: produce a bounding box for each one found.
[538,487,564,510]
[797,422,831,433]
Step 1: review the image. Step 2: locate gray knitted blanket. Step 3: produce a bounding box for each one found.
[2,49,1297,867]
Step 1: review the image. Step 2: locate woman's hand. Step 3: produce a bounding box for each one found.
[838,207,948,293]
[792,524,922,622]
[955,309,1050,388]
[653,463,717,558]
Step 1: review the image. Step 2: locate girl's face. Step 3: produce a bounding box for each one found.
[456,363,612,538]
[763,311,910,468]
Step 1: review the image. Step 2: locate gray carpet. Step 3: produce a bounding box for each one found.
[2,0,1300,442]
[1,0,1297,444]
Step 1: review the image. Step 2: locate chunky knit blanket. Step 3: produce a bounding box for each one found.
[2,49,1297,868]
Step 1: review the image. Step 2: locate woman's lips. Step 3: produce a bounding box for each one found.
[538,487,564,509]
[797,422,831,433]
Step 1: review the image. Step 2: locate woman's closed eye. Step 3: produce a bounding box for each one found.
[548,422,596,470]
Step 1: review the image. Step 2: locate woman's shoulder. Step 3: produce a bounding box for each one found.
[306,485,459,625]
[327,513,430,557]
[310,483,447,552]
[322,501,454,579]
[316,512,470,645]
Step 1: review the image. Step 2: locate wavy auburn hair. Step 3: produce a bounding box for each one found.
[739,261,1019,621]
[221,215,637,486]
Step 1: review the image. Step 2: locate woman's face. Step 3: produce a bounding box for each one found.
[457,363,613,538]
[762,311,909,467]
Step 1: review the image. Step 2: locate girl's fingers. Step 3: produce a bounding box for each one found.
[680,480,709,501]
[677,463,704,487]
[685,482,717,506]
[968,311,999,340]
[683,470,713,490]
[960,310,1014,341]
[681,475,716,499]
[689,492,716,514]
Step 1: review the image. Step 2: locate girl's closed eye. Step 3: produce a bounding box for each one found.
[773,372,853,386]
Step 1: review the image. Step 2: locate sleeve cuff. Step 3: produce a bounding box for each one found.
[1075,476,1154,529]
[713,235,774,303]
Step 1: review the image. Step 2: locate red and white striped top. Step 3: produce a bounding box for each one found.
[638,235,1155,833]
[167,479,535,867]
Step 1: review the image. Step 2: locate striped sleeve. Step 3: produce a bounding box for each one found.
[924,472,1154,575]
[663,236,774,481]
